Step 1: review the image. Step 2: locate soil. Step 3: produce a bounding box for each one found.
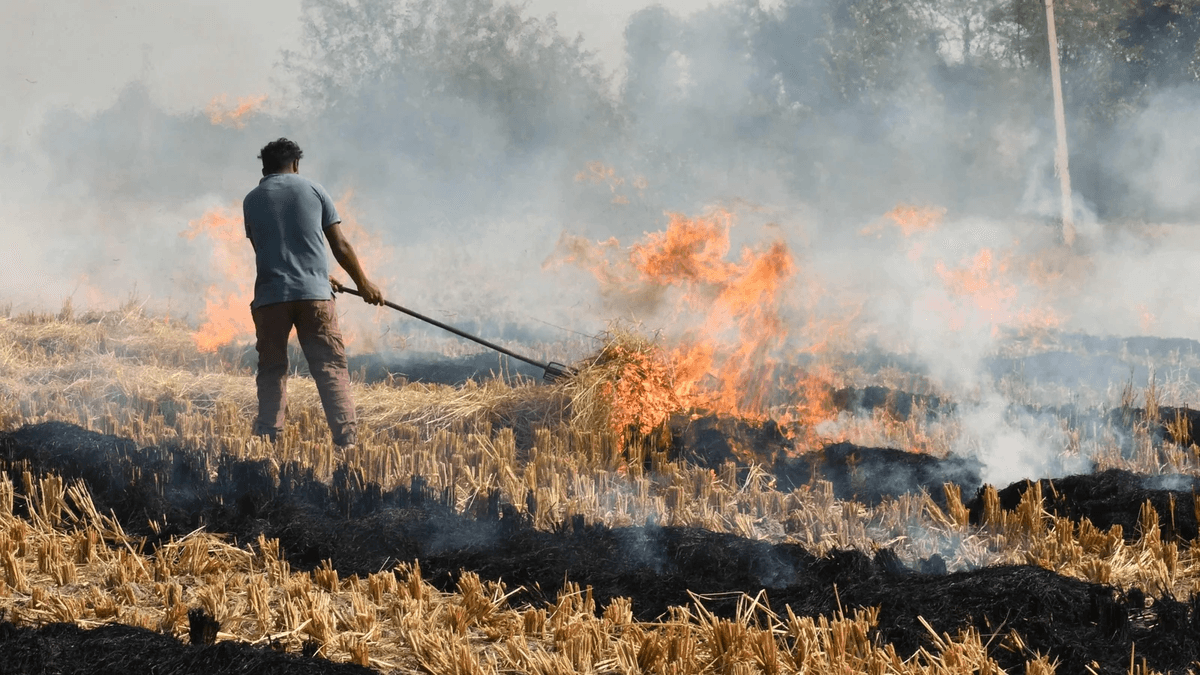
[772,442,981,506]
[967,468,1200,542]
[0,616,371,675]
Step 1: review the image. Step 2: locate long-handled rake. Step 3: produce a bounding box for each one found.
[331,280,575,383]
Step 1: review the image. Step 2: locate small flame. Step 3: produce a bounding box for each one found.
[575,161,641,205]
[886,204,945,236]
[575,161,625,191]
[860,204,945,262]
[329,190,394,352]
[860,204,945,238]
[70,274,114,311]
[1137,304,1156,334]
[933,248,1064,336]
[775,363,840,445]
[206,94,267,128]
[194,290,255,353]
[934,249,1018,334]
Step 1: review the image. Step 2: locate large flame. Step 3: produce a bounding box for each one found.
[182,204,256,352]
[557,200,1081,450]
[553,209,822,437]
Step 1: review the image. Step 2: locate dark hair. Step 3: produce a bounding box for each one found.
[258,138,304,173]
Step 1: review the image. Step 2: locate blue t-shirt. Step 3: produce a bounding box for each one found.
[243,173,340,309]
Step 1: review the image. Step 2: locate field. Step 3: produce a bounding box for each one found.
[4,299,1200,674]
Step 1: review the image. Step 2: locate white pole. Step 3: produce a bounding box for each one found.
[1045,0,1075,246]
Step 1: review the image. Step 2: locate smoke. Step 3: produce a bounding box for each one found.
[1110,87,1200,216]
[10,0,1200,485]
[958,393,1089,487]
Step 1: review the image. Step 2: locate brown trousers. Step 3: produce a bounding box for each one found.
[251,299,357,446]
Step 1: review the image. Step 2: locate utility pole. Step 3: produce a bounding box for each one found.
[1045,0,1075,246]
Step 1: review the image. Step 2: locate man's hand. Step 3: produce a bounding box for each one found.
[330,274,383,305]
[358,279,384,305]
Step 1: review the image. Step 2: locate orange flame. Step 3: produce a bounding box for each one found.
[933,248,1063,336]
[330,191,394,352]
[575,161,643,204]
[861,204,946,239]
[1136,304,1156,334]
[183,191,391,354]
[206,94,267,128]
[183,204,255,352]
[859,204,946,262]
[628,211,794,417]
[934,249,1017,334]
[553,209,821,437]
[557,201,1083,453]
[601,343,685,436]
[70,274,114,312]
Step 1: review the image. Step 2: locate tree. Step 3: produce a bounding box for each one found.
[1119,0,1200,89]
[910,0,1008,64]
[816,0,934,105]
[284,0,620,154]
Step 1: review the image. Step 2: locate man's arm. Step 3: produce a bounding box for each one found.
[244,209,257,253]
[325,223,384,305]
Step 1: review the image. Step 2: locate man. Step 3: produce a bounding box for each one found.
[243,138,384,449]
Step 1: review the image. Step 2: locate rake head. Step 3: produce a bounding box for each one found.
[543,362,576,383]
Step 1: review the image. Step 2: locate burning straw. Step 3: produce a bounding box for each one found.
[8,302,1200,671]
[565,328,683,446]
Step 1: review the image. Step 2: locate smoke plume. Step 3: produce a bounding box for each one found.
[10,0,1200,485]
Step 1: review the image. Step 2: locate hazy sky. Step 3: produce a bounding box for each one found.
[2,0,717,150]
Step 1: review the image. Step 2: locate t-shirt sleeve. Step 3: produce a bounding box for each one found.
[314,183,341,229]
[242,201,252,239]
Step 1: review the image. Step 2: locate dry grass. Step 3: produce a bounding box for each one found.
[564,327,682,444]
[5,306,1200,573]
[0,470,1069,674]
[4,302,1200,672]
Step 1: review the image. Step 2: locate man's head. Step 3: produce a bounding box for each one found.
[258,138,304,176]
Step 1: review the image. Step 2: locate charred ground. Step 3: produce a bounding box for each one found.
[4,421,1200,673]
[0,617,372,675]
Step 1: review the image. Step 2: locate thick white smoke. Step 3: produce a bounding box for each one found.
[8,0,1200,485]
